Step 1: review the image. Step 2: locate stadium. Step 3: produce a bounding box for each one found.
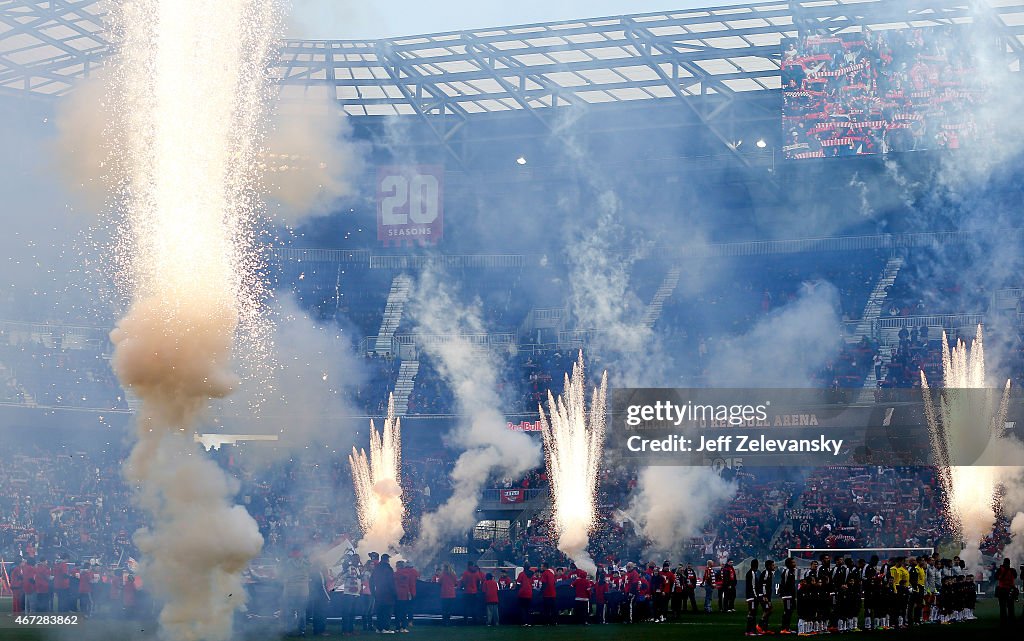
[1,0,1024,639]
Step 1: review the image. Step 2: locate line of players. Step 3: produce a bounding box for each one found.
[745,553,978,637]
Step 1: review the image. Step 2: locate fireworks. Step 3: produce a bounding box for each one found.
[350,394,405,556]
[539,352,607,575]
[105,2,279,639]
[921,325,1010,567]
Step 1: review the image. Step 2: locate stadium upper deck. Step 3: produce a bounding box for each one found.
[4,1,1024,110]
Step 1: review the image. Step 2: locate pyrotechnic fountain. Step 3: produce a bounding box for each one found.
[350,394,406,556]
[539,352,608,575]
[921,325,1011,568]
[105,2,279,640]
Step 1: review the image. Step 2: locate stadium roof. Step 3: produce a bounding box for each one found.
[2,0,1024,117]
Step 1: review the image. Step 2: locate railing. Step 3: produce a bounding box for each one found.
[0,319,111,350]
[876,314,986,331]
[277,229,1024,271]
[369,254,526,269]
[557,328,607,346]
[272,247,370,265]
[358,335,399,356]
[994,288,1023,310]
[398,332,516,349]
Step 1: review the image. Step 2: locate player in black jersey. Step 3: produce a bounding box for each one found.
[744,559,760,637]
[756,560,776,636]
[778,557,797,635]
[862,555,881,631]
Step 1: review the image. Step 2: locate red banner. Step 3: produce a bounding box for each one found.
[500,489,525,504]
[377,165,443,246]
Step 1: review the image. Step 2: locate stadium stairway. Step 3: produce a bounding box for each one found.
[853,256,903,402]
[392,359,419,415]
[642,266,683,328]
[374,274,413,355]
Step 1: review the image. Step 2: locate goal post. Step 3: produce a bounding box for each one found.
[786,547,934,574]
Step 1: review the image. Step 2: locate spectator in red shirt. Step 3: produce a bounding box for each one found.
[394,560,418,632]
[995,558,1017,625]
[10,558,27,614]
[78,563,95,617]
[35,559,52,613]
[572,573,593,624]
[53,554,72,613]
[483,573,500,626]
[540,562,557,625]
[594,575,609,624]
[109,569,124,618]
[123,574,139,618]
[439,563,457,626]
[516,567,534,626]
[460,562,482,624]
[22,559,37,614]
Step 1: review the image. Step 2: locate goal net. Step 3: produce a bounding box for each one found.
[787,547,934,576]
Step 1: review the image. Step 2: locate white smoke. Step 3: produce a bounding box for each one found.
[628,466,737,556]
[54,80,363,228]
[705,281,843,388]
[262,89,365,226]
[565,189,669,387]
[105,2,281,640]
[111,300,264,641]
[409,268,541,558]
[52,69,120,214]
[214,294,365,453]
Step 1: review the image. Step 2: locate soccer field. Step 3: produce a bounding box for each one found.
[0,598,1003,641]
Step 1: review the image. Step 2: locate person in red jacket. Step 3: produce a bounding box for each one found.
[109,569,124,618]
[439,563,458,626]
[22,559,37,614]
[53,554,72,613]
[516,567,534,626]
[78,563,95,616]
[483,573,500,626]
[540,562,558,625]
[123,573,139,618]
[722,559,738,612]
[594,575,609,623]
[35,559,53,613]
[633,572,652,622]
[10,558,26,614]
[394,560,417,632]
[995,557,1017,626]
[572,572,593,624]
[460,562,482,624]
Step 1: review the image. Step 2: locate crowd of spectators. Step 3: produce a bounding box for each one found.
[783,26,985,159]
[771,466,946,559]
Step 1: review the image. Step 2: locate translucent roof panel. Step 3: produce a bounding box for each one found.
[3,0,1023,116]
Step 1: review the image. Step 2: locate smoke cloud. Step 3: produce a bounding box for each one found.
[409,268,541,558]
[262,90,365,226]
[705,281,843,388]
[103,2,281,639]
[628,466,737,556]
[52,70,121,214]
[213,293,365,453]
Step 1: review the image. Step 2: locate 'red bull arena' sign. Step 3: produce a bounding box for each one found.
[506,420,542,432]
[376,165,443,246]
